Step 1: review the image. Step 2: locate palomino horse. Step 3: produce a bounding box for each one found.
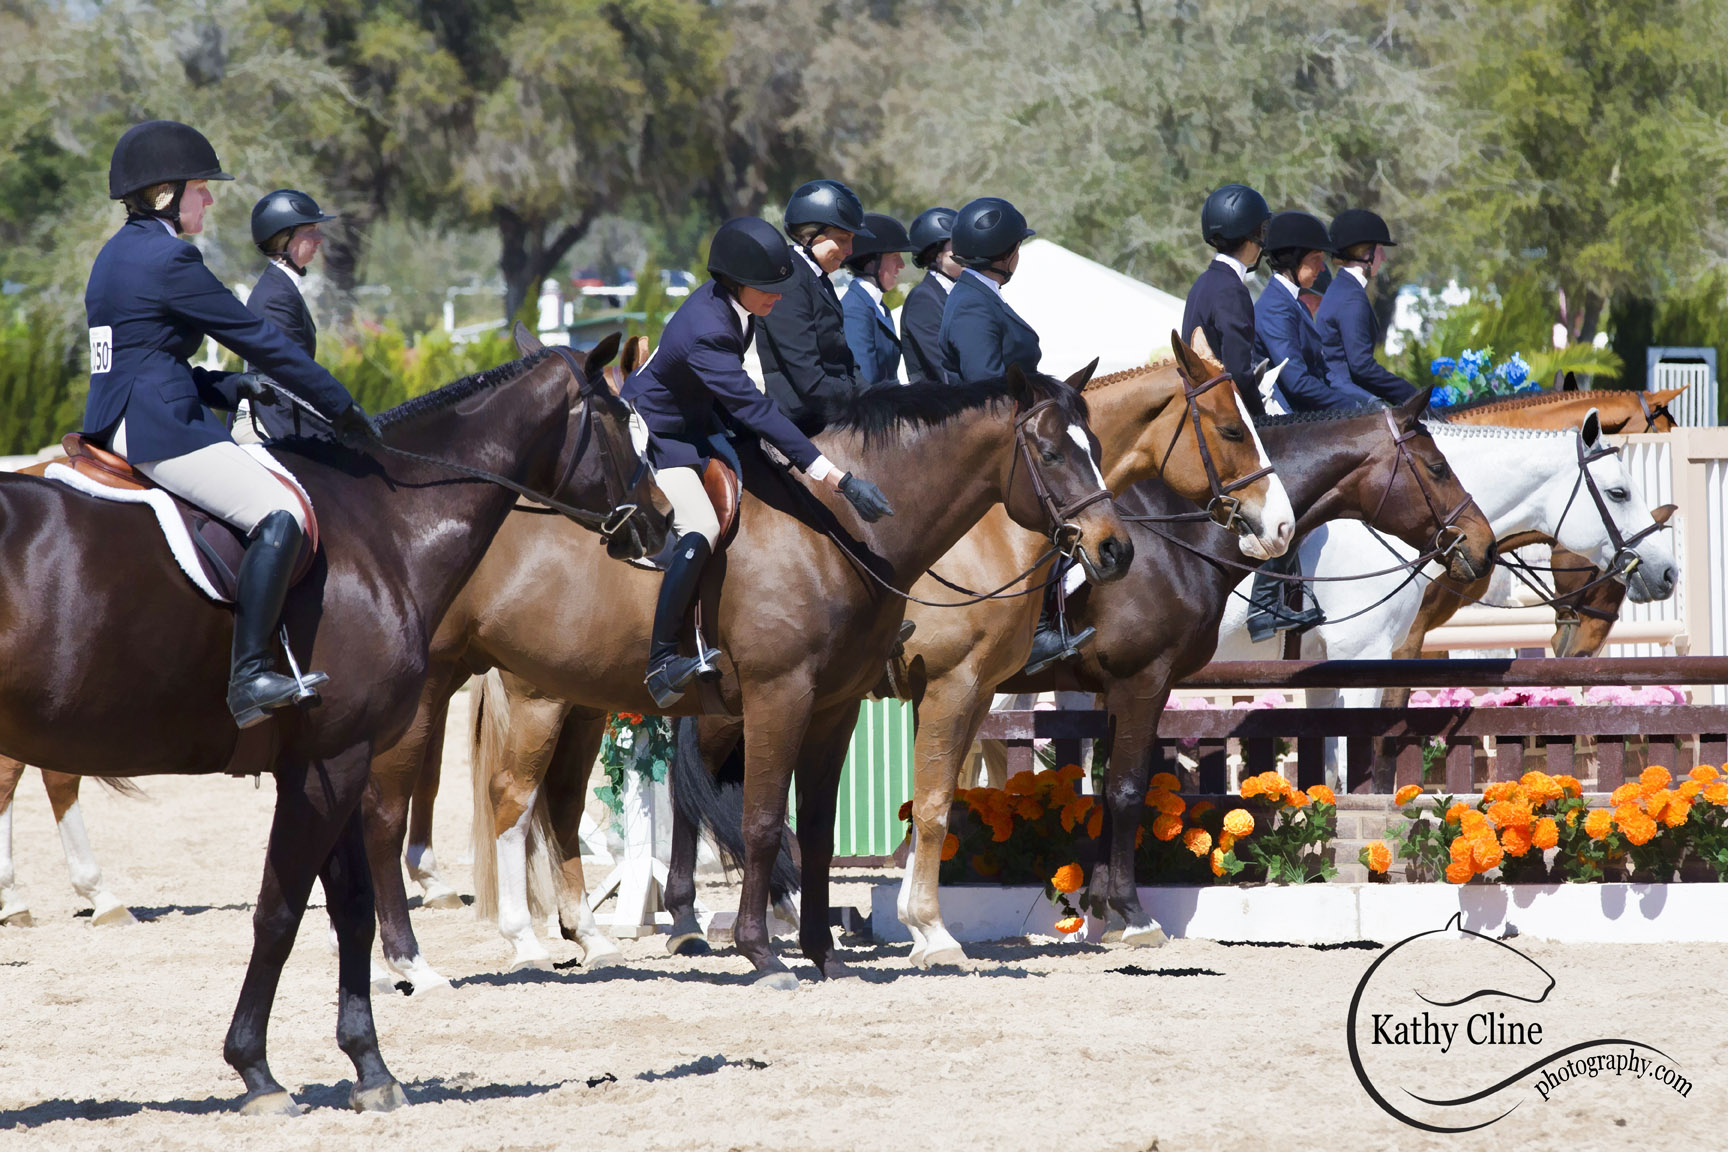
[895,391,1499,962]
[0,341,661,1115]
[1438,381,1683,435]
[466,332,1296,976]
[0,764,133,926]
[366,362,1136,990]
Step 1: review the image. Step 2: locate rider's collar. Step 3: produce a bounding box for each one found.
[963,267,1005,297]
[793,243,825,279]
[1212,252,1249,285]
[1342,265,1370,287]
[271,257,307,289]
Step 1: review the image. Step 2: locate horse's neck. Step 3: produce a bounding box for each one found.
[831,413,1019,586]
[1256,420,1381,536]
[1433,428,1570,536]
[1086,365,1185,490]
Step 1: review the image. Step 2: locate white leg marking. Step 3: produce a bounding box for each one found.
[496,797,551,969]
[56,802,134,925]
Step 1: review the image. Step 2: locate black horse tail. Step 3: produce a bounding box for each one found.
[669,716,800,903]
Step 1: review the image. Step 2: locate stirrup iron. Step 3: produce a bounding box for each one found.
[279,625,328,705]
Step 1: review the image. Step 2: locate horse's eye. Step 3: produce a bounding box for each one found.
[1041,449,1062,465]
[1219,426,1245,443]
[1427,462,1451,481]
[1607,487,1629,501]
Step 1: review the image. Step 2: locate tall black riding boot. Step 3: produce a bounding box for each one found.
[227,510,319,728]
[645,533,722,708]
[1021,557,1096,677]
[1245,550,1325,643]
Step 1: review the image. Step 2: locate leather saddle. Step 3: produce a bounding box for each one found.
[27,433,320,599]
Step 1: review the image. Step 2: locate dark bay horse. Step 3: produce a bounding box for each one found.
[365,364,1134,990]
[975,392,1497,950]
[0,340,658,1115]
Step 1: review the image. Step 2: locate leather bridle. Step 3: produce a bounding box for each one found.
[1009,396,1114,557]
[1549,430,1666,582]
[542,345,652,552]
[1367,409,1475,562]
[1153,370,1275,536]
[1638,391,1676,432]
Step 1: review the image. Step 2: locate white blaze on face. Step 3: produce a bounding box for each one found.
[1067,424,1108,489]
[1230,387,1294,556]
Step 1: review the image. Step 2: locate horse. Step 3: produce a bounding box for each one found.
[894,390,1499,963]
[365,359,1140,991]
[1437,381,1683,435]
[0,763,134,926]
[0,337,662,1115]
[1210,413,1678,774]
[460,332,1295,978]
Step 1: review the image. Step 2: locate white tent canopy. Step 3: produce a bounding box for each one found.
[996,239,1187,378]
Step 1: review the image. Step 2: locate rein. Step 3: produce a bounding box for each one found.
[1135,370,1275,534]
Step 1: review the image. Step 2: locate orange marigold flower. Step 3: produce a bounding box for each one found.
[1521,772,1564,804]
[1445,860,1475,884]
[1054,915,1085,935]
[1612,801,1644,830]
[1005,771,1039,796]
[1288,790,1311,809]
[1051,863,1085,893]
[1189,800,1215,818]
[898,800,913,822]
[1223,808,1255,837]
[989,817,1014,843]
[1152,813,1183,841]
[1501,825,1533,858]
[971,853,1000,878]
[1449,836,1476,865]
[1680,780,1703,800]
[1556,774,1584,798]
[1610,782,1642,807]
[1565,809,1580,827]
[1135,825,1145,849]
[1619,810,1659,847]
[1705,782,1728,806]
[1059,795,1092,833]
[1150,772,1181,792]
[1153,791,1186,816]
[1365,840,1392,873]
[1086,805,1104,840]
[1483,781,1515,804]
[1308,784,1338,806]
[1057,762,1086,785]
[1445,802,1468,824]
[1472,836,1504,871]
[1662,798,1691,828]
[1459,810,1489,837]
[1240,776,1262,799]
[1016,797,1043,821]
[1689,765,1720,784]
[1184,827,1213,857]
[1393,784,1422,806]
[1640,765,1672,794]
[940,833,959,861]
[1218,831,1237,853]
[1583,809,1613,841]
[1646,790,1675,823]
[1210,848,1227,877]
[1532,817,1559,850]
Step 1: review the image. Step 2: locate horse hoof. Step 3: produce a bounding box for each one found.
[752,970,799,992]
[350,1079,409,1113]
[509,955,552,973]
[239,1090,302,1117]
[666,932,711,957]
[821,959,860,980]
[91,904,137,927]
[922,945,968,968]
[1121,924,1169,948]
[420,891,463,911]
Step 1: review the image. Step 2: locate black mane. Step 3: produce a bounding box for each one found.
[1253,401,1390,429]
[818,372,1089,446]
[376,347,624,428]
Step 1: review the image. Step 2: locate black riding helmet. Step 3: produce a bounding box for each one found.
[1330,209,1398,256]
[108,120,233,232]
[784,179,873,241]
[843,213,914,276]
[707,217,797,290]
[909,206,957,268]
[952,197,1035,270]
[1201,183,1271,250]
[251,189,338,252]
[1264,210,1334,276]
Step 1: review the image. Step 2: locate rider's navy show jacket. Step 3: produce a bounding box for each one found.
[841,279,902,389]
[1315,270,1418,406]
[899,271,949,385]
[82,216,353,463]
[622,281,823,474]
[754,252,861,429]
[938,270,1042,385]
[1181,258,1264,419]
[1254,277,1376,412]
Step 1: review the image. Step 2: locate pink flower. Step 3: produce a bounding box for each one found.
[1411,690,1435,707]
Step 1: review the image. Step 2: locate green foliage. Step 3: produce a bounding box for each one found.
[595,713,674,838]
[1610,272,1728,412]
[1391,277,1625,391]
[0,306,82,457]
[1232,798,1338,884]
[317,325,518,416]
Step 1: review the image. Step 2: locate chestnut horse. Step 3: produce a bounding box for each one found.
[0,762,133,926]
[1438,382,1683,436]
[365,363,1135,990]
[0,342,660,1115]
[967,392,1498,954]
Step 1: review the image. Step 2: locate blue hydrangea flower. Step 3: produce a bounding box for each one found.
[1495,351,1532,390]
[1430,356,1457,378]
[1456,348,1492,383]
[1431,384,1462,407]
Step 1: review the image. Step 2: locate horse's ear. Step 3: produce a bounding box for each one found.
[1188,326,1219,368]
[1064,357,1099,391]
[1561,371,1577,392]
[1398,386,1433,422]
[514,321,545,356]
[622,335,651,376]
[1653,384,1689,403]
[584,331,622,377]
[1170,330,1204,384]
[1581,408,1602,447]
[1652,503,1679,525]
[1005,363,1031,407]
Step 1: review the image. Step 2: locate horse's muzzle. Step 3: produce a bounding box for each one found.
[1080,534,1134,584]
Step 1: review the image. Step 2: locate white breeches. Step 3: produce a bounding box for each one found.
[114,420,304,536]
[628,411,718,547]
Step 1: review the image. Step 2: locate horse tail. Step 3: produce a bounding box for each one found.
[91,776,146,799]
[468,669,506,924]
[669,717,800,902]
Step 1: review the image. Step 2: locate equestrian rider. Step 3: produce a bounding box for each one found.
[1315,209,1418,406]
[622,217,895,708]
[1181,183,1270,420]
[935,197,1081,675]
[1254,211,1375,414]
[238,188,340,442]
[899,206,961,385]
[841,213,915,388]
[84,120,376,728]
[756,179,873,429]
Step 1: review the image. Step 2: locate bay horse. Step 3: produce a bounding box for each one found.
[894,390,1498,962]
[365,361,1136,991]
[0,338,661,1115]
[461,331,1295,979]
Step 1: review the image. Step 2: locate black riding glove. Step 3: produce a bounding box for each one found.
[331,403,382,449]
[228,372,278,406]
[838,472,894,522]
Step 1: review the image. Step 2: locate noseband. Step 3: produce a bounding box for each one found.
[1155,371,1274,536]
[1550,430,1667,581]
[1638,391,1676,432]
[545,346,650,550]
[1010,396,1114,557]
[1367,410,1475,560]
